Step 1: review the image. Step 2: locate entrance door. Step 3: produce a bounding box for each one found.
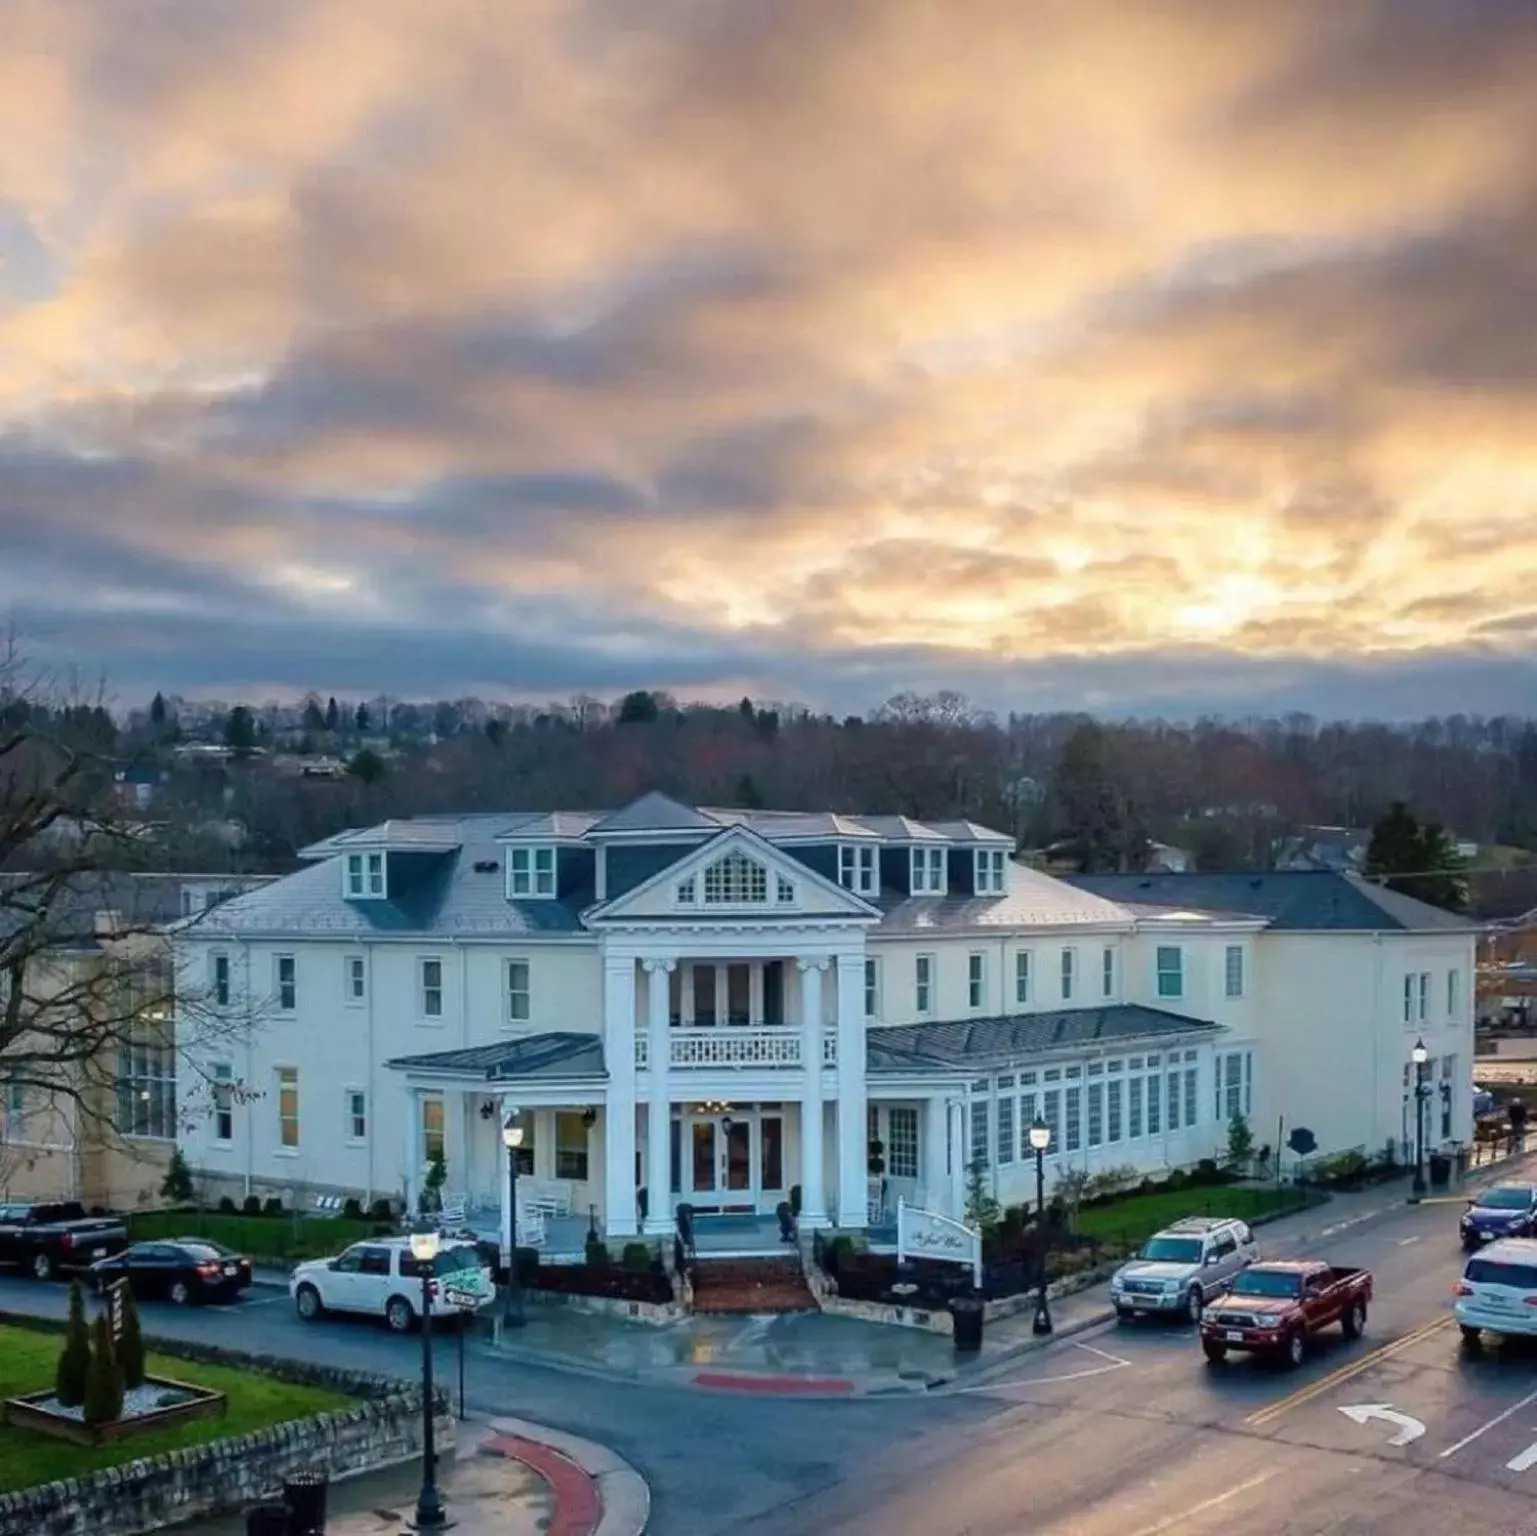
[681,1113,757,1213]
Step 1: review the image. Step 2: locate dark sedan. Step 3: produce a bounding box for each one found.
[89,1240,253,1305]
[1461,1185,1537,1250]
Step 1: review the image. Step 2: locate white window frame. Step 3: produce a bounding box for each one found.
[1101,945,1115,999]
[915,953,935,1016]
[1060,947,1076,1001]
[345,1086,367,1145]
[506,959,531,1025]
[421,1093,446,1167]
[1155,946,1184,1000]
[211,1063,234,1144]
[1448,968,1460,1017]
[210,951,230,1008]
[703,852,769,905]
[1224,945,1245,999]
[418,956,444,1020]
[275,1065,300,1153]
[1403,973,1415,1024]
[864,957,882,1020]
[274,954,296,1012]
[1015,950,1031,1007]
[775,873,796,904]
[839,844,878,896]
[1418,971,1431,1022]
[973,848,1006,895]
[344,953,366,1006]
[967,951,986,1011]
[508,846,557,899]
[910,846,947,895]
[676,876,696,904]
[887,1105,918,1179]
[344,852,385,899]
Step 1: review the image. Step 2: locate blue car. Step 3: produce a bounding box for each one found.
[1461,1185,1537,1251]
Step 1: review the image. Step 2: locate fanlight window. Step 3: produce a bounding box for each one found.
[703,852,768,904]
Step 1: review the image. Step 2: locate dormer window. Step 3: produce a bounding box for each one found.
[974,849,1007,895]
[838,844,877,896]
[776,873,795,904]
[345,853,385,900]
[703,852,767,904]
[508,846,556,899]
[676,876,697,904]
[910,847,946,895]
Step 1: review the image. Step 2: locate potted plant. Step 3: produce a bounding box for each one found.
[776,1200,795,1243]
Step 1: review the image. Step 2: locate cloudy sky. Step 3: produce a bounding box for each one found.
[4,0,1537,718]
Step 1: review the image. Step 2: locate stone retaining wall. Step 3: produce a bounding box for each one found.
[0,1314,452,1536]
[527,1287,687,1326]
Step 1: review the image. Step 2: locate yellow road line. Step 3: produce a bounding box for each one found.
[1244,1315,1454,1428]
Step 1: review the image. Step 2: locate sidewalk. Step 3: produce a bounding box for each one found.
[176,1418,648,1536]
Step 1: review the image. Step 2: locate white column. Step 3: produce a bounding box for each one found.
[715,965,728,1027]
[947,1099,966,1218]
[798,958,829,1225]
[681,963,695,1026]
[404,1089,422,1213]
[644,959,674,1234]
[498,1093,516,1262]
[750,961,764,1026]
[923,1094,949,1211]
[603,955,638,1237]
[835,951,868,1227]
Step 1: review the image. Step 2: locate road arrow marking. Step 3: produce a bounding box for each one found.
[1506,1437,1537,1474]
[1338,1403,1426,1446]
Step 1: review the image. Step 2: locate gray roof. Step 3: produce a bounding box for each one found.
[588,792,718,834]
[3,871,275,950]
[386,1031,606,1080]
[854,815,949,843]
[876,865,1133,933]
[701,809,880,840]
[1066,871,1477,933]
[497,811,605,841]
[867,1005,1222,1074]
[926,820,1016,846]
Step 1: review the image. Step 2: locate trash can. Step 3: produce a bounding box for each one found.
[1453,1143,1470,1181]
[244,1505,289,1536]
[283,1471,329,1534]
[1429,1152,1451,1189]
[950,1292,985,1353]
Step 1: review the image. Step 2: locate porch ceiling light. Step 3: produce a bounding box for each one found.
[409,1225,441,1263]
[1411,1038,1429,1066]
[502,1113,524,1149]
[1027,1116,1052,1152]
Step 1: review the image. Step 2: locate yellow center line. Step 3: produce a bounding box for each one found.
[1244,1316,1454,1428]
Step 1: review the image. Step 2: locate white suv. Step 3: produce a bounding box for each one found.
[1455,1236,1537,1348]
[290,1237,494,1332]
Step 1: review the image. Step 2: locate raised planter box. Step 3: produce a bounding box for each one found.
[3,1375,226,1447]
[527,1288,687,1326]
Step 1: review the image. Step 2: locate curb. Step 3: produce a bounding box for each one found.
[488,1415,650,1536]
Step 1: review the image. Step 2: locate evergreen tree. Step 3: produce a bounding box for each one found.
[54,1281,91,1407]
[1364,801,1467,911]
[159,1147,195,1204]
[82,1314,123,1426]
[616,690,660,725]
[963,1160,1001,1232]
[418,1152,448,1215]
[325,696,340,732]
[734,773,764,809]
[302,697,326,733]
[1049,721,1146,872]
[224,705,256,755]
[739,696,755,721]
[348,747,386,785]
[354,701,371,732]
[149,692,167,727]
[117,1288,145,1390]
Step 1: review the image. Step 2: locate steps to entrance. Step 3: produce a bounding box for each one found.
[691,1256,817,1315]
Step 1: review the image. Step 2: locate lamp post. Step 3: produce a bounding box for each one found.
[408,1224,447,1531]
[502,1112,526,1329]
[1028,1116,1053,1336]
[1410,1038,1430,1203]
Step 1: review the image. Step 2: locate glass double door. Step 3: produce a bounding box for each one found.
[670,1109,784,1214]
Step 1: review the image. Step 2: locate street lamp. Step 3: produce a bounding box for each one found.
[501,1111,526,1329]
[1028,1116,1053,1336]
[408,1224,447,1531]
[1410,1038,1430,1203]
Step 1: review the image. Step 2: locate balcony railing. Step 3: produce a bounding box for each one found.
[633,1027,843,1070]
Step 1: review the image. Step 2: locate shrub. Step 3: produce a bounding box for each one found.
[342,1197,365,1221]
[369,1197,395,1223]
[1227,1113,1256,1169]
[1164,1169,1187,1191]
[965,1161,1002,1231]
[621,1241,654,1273]
[584,1234,609,1269]
[262,1196,284,1216]
[419,1153,447,1215]
[82,1315,123,1427]
[789,1184,802,1218]
[1194,1158,1221,1186]
[242,1195,262,1216]
[55,1282,91,1407]
[159,1148,196,1204]
[217,1195,238,1215]
[117,1287,146,1390]
[514,1246,540,1286]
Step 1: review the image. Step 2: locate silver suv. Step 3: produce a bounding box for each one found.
[1110,1216,1257,1322]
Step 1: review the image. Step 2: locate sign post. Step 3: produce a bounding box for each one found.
[107,1279,128,1342]
[441,1282,484,1419]
[896,1197,983,1290]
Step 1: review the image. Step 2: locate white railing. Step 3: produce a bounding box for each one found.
[669,1028,803,1067]
[634,1034,649,1069]
[822,1030,838,1067]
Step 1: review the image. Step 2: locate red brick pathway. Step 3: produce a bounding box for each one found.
[486,1433,603,1536]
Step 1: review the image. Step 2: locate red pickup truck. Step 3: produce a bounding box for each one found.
[1198,1260,1373,1368]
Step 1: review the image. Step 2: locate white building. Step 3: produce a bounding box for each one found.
[172,794,1477,1248]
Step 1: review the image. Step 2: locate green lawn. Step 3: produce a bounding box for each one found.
[0,1323,352,1493]
[128,1209,380,1263]
[1073,1184,1311,1248]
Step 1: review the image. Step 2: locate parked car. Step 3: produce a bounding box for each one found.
[290,1237,494,1332]
[1199,1259,1373,1367]
[89,1240,253,1305]
[1456,1237,1537,1347]
[0,1201,128,1281]
[1109,1217,1258,1322]
[1460,1185,1537,1250]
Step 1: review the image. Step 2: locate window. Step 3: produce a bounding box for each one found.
[974,849,1006,895]
[703,852,767,904]
[1224,945,1245,999]
[970,1094,990,1169]
[910,847,947,895]
[1061,947,1075,1001]
[1418,972,1431,1021]
[1441,1054,1456,1139]
[1043,1088,1062,1152]
[1448,969,1461,1018]
[775,873,795,904]
[555,1111,589,1180]
[968,952,985,1010]
[1087,1082,1104,1146]
[504,959,531,1024]
[888,1106,918,1179]
[346,1088,367,1143]
[212,1063,234,1143]
[211,953,230,1007]
[509,846,557,899]
[1107,1078,1123,1142]
[345,852,385,898]
[1220,1051,1248,1123]
[1166,1070,1182,1131]
[419,958,444,1019]
[1403,974,1415,1024]
[1128,1076,1143,1139]
[421,1094,445,1165]
[358,1247,391,1276]
[1015,950,1031,1006]
[1155,946,1183,999]
[116,1021,176,1140]
[1064,1085,1082,1152]
[275,955,296,1012]
[276,1067,299,1149]
[1102,946,1115,999]
[345,954,366,1005]
[915,954,934,1015]
[1184,1066,1198,1128]
[676,876,696,904]
[997,1093,1015,1165]
[839,844,877,896]
[864,957,881,1020]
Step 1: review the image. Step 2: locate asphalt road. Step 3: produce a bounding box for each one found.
[2,1196,1533,1535]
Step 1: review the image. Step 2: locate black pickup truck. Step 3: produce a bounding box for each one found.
[0,1202,128,1280]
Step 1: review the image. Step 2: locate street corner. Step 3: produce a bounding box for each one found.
[485,1415,650,1536]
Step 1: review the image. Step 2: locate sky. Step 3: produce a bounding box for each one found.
[4,0,1537,720]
